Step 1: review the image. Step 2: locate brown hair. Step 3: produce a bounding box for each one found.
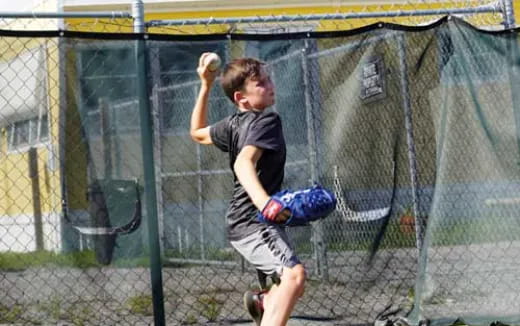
[220,57,266,103]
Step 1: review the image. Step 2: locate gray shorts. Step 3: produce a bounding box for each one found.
[230,225,300,277]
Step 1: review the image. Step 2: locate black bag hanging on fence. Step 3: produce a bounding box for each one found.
[88,180,117,265]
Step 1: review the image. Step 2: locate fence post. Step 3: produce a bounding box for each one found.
[502,0,516,28]
[29,147,44,251]
[397,33,425,325]
[397,35,424,251]
[503,1,520,182]
[133,1,166,325]
[302,42,329,281]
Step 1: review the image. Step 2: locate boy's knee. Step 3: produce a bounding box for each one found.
[283,264,306,294]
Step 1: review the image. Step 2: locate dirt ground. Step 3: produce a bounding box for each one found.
[2,244,520,325]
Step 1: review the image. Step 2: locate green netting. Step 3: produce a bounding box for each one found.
[410,20,520,326]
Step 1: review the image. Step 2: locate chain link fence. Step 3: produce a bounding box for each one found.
[1,1,520,325]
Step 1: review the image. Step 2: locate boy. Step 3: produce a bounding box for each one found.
[190,53,306,326]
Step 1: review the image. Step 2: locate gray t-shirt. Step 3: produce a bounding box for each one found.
[210,110,286,241]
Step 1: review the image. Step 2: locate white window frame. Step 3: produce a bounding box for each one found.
[7,112,50,153]
[5,44,50,154]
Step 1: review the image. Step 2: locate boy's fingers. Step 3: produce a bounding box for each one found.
[276,209,291,223]
[199,52,211,68]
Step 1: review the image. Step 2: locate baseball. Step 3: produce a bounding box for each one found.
[204,53,221,71]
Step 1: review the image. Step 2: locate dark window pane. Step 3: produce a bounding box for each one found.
[40,114,49,141]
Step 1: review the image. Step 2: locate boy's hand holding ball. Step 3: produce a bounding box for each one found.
[204,53,222,71]
[198,52,221,85]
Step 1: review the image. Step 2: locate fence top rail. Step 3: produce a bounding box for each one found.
[0,11,132,19]
[147,4,502,27]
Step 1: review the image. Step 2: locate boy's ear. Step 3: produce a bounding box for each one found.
[234,91,248,105]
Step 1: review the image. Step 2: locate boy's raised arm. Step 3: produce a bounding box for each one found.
[190,53,219,145]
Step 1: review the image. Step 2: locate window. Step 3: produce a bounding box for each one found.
[7,114,49,151]
[0,46,49,151]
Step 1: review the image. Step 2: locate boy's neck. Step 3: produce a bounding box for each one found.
[238,106,265,113]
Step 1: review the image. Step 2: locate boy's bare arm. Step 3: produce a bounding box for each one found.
[190,82,212,144]
[235,146,292,221]
[190,53,218,145]
[234,145,270,210]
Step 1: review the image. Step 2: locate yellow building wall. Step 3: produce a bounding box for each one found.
[63,55,88,210]
[0,41,62,217]
[0,0,58,31]
[64,2,510,33]
[45,39,63,213]
[0,130,8,214]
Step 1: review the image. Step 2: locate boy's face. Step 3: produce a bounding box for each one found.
[239,68,275,110]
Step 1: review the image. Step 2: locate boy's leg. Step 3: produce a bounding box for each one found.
[261,264,306,326]
[230,225,302,326]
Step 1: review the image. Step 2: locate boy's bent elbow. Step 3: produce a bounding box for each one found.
[190,127,212,145]
[190,130,201,142]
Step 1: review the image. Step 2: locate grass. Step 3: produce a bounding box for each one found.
[0,250,102,271]
[324,217,520,253]
[0,250,155,271]
[37,297,63,320]
[126,294,153,316]
[0,304,23,323]
[37,297,94,326]
[197,294,223,322]
[2,217,519,272]
[182,313,198,325]
[111,255,150,268]
[67,305,93,326]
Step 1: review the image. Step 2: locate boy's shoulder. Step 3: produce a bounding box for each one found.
[251,110,281,127]
[228,110,280,125]
[226,110,281,139]
[246,110,280,122]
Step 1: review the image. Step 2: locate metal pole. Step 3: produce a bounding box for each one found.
[151,85,166,254]
[502,0,516,28]
[302,43,329,281]
[503,1,520,187]
[132,0,145,33]
[147,5,500,27]
[133,1,165,325]
[196,141,206,262]
[397,35,423,251]
[0,12,131,19]
[29,147,44,251]
[100,98,113,179]
[397,33,425,326]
